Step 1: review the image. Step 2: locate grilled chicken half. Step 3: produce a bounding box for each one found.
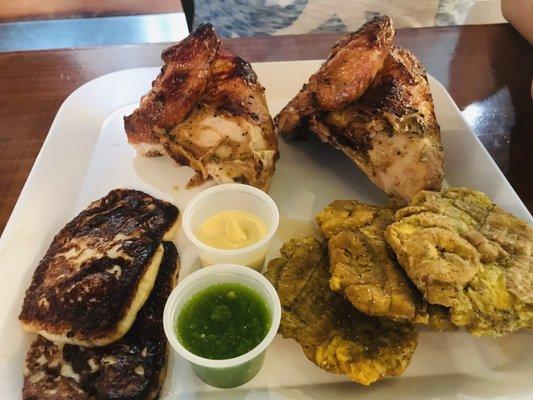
[276,17,443,204]
[125,24,278,191]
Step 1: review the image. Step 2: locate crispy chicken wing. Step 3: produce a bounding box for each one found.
[276,16,394,134]
[124,24,220,157]
[385,188,533,336]
[264,237,417,385]
[125,24,278,190]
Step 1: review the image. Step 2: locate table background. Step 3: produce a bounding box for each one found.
[0,24,531,235]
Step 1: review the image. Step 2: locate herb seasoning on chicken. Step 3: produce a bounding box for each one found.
[125,24,278,191]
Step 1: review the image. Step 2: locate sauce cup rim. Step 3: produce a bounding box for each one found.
[163,264,281,369]
[182,183,279,256]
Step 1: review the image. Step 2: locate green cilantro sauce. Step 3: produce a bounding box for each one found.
[176,283,271,360]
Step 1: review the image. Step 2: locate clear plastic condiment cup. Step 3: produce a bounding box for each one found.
[163,264,281,388]
[182,183,279,270]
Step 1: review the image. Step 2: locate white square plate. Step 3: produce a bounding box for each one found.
[0,61,531,399]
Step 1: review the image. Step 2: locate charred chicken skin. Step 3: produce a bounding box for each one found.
[276,17,443,204]
[125,24,278,191]
[276,16,394,134]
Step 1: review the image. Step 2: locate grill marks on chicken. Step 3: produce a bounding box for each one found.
[325,48,443,204]
[125,24,278,190]
[160,49,278,190]
[313,17,394,111]
[124,24,220,157]
[276,17,443,204]
[276,16,394,134]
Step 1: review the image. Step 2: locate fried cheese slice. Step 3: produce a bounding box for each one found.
[23,242,179,400]
[19,189,179,346]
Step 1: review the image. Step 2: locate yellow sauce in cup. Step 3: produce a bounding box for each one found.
[197,210,268,250]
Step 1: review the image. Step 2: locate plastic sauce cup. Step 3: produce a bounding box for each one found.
[182,184,279,270]
[163,264,281,388]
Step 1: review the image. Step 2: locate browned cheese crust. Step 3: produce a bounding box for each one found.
[19,189,179,346]
[22,242,180,400]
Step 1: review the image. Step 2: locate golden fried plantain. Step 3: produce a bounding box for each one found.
[385,187,533,336]
[264,237,417,385]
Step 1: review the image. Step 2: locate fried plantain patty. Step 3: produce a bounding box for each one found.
[316,200,430,322]
[264,237,417,385]
[22,241,179,400]
[385,187,533,336]
[19,189,179,346]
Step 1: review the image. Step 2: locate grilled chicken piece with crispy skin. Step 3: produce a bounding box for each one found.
[322,47,443,204]
[276,16,394,135]
[277,16,443,205]
[160,48,278,190]
[125,24,278,190]
[124,24,220,157]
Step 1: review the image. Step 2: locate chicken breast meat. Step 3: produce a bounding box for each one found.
[323,47,443,204]
[264,237,417,386]
[124,24,220,157]
[385,188,533,337]
[125,24,278,191]
[277,16,443,205]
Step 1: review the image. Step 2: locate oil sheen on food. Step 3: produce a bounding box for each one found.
[176,283,271,359]
[196,210,268,250]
